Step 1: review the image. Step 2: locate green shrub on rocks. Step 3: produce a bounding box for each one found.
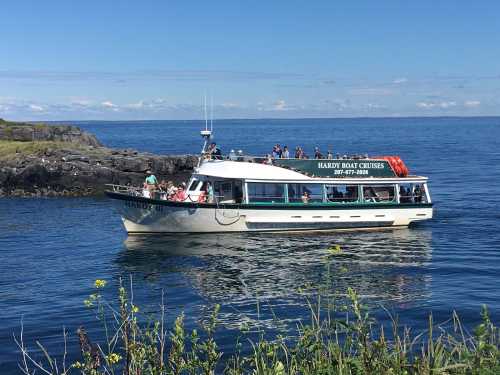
[15,281,500,374]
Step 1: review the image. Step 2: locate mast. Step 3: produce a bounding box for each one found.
[199,95,212,167]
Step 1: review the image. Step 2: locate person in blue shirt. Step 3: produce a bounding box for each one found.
[144,170,158,192]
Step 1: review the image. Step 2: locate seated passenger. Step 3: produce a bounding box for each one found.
[263,154,273,164]
[198,189,207,203]
[173,185,187,202]
[301,191,310,204]
[414,185,423,203]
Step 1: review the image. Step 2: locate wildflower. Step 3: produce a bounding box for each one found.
[274,361,285,375]
[106,352,122,364]
[94,279,107,288]
[84,299,93,308]
[327,244,342,255]
[71,361,83,368]
[131,304,139,313]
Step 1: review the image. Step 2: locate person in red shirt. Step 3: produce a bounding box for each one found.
[173,185,187,202]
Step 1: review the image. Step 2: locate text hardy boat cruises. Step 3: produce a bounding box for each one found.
[106,130,433,233]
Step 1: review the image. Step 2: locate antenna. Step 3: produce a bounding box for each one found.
[204,94,208,131]
[210,95,213,133]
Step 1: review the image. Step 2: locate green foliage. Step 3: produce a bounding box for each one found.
[15,279,500,375]
[0,140,87,159]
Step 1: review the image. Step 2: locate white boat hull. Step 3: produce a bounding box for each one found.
[108,193,433,233]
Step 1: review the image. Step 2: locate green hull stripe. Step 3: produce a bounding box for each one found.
[106,191,433,211]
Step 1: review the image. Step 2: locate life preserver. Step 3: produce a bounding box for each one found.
[374,156,409,177]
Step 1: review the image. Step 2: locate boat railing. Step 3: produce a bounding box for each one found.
[105,184,144,196]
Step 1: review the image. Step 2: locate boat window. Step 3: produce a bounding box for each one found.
[325,185,359,203]
[247,183,285,203]
[398,183,427,203]
[288,184,323,203]
[188,179,202,191]
[362,185,396,203]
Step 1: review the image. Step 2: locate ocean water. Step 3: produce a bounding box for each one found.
[1,117,500,371]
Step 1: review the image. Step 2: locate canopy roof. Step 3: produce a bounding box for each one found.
[195,160,312,180]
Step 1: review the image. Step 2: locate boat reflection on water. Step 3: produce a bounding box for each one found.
[116,228,432,330]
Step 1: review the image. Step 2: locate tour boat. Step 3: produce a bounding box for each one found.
[106,130,433,233]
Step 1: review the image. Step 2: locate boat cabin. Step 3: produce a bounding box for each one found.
[186,159,430,205]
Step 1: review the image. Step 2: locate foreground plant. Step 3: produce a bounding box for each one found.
[15,279,500,374]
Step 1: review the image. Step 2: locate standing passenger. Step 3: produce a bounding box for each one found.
[207,182,215,203]
[145,170,158,192]
[314,147,323,159]
[295,146,301,159]
[282,146,290,158]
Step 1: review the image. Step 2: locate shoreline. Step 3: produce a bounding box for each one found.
[0,119,197,197]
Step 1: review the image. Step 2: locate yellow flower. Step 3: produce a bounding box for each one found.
[72,361,83,368]
[94,279,107,289]
[106,353,122,364]
[327,244,342,255]
[131,305,139,313]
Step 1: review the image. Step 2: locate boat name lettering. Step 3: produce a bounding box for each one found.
[125,200,165,211]
[318,162,385,169]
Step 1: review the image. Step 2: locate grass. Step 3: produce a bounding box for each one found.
[0,140,90,159]
[15,279,500,375]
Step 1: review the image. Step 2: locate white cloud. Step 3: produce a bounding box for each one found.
[70,99,92,107]
[439,101,457,108]
[220,102,239,109]
[366,103,387,110]
[101,100,117,108]
[349,88,394,96]
[464,100,480,107]
[416,101,436,109]
[417,101,457,109]
[393,77,408,84]
[272,99,288,111]
[29,104,45,112]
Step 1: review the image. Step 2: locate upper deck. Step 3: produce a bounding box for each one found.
[195,156,426,183]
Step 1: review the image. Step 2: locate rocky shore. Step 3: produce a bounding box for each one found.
[0,119,197,197]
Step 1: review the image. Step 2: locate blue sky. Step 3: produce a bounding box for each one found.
[1,1,499,120]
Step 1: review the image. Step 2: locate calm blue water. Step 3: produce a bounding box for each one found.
[1,117,500,371]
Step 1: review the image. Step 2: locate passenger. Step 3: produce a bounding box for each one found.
[295,146,302,159]
[208,142,222,160]
[327,150,333,159]
[206,182,215,203]
[234,184,243,203]
[399,186,409,203]
[328,187,343,202]
[144,170,158,192]
[414,185,423,203]
[301,191,310,204]
[263,154,273,164]
[271,145,278,159]
[198,182,208,203]
[282,145,290,158]
[173,185,187,202]
[166,181,176,199]
[275,144,282,158]
[314,147,323,159]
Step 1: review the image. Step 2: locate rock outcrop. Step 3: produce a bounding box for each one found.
[0,120,198,197]
[0,119,102,147]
